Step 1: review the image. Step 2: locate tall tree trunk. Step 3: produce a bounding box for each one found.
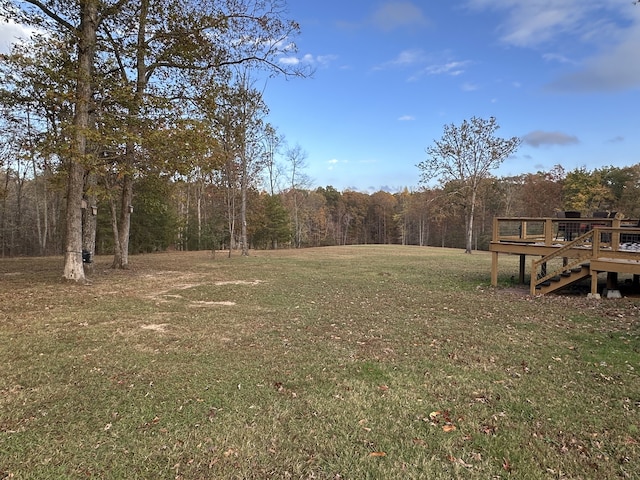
[225,163,236,258]
[109,196,122,265]
[466,188,477,254]
[82,172,97,260]
[1,172,8,257]
[64,0,98,282]
[240,157,249,256]
[197,177,203,250]
[111,0,146,268]
[27,108,45,255]
[112,172,133,268]
[42,168,49,254]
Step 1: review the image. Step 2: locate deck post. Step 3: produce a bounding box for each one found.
[611,217,621,251]
[519,255,526,284]
[491,251,498,286]
[591,270,599,295]
[544,218,553,245]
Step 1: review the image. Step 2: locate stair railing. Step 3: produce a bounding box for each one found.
[530,230,595,295]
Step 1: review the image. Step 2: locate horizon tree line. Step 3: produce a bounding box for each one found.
[1,2,638,262]
[2,160,640,257]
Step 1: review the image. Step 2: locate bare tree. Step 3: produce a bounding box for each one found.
[285,144,311,247]
[262,123,285,195]
[418,116,520,253]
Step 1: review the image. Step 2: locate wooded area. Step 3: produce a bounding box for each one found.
[1,2,639,265]
[2,158,640,256]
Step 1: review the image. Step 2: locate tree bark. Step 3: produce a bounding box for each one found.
[109,195,122,264]
[465,187,477,254]
[112,172,132,268]
[64,0,98,282]
[82,172,97,259]
[240,156,249,256]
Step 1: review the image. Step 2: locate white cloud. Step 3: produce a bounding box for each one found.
[317,55,338,67]
[370,1,431,32]
[279,53,337,68]
[546,22,640,91]
[327,158,347,171]
[409,60,471,82]
[398,115,415,121]
[374,49,426,71]
[466,0,640,91]
[523,130,580,147]
[376,50,470,81]
[422,61,470,77]
[0,20,35,53]
[465,0,595,48]
[542,52,575,64]
[392,49,426,66]
[279,56,301,66]
[461,82,479,92]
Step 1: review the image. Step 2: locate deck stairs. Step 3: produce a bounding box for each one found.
[531,230,595,295]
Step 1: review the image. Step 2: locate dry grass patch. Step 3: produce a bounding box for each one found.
[0,247,638,479]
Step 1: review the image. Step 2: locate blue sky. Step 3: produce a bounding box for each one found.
[2,1,639,193]
[263,0,640,192]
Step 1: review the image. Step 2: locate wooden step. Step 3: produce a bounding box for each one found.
[534,264,592,295]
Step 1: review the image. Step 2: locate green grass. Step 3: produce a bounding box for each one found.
[1,246,639,479]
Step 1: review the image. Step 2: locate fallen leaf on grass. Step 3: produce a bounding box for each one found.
[442,425,457,432]
[369,452,386,457]
[480,424,497,435]
[447,455,472,468]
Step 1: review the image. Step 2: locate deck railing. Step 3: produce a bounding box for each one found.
[528,226,640,295]
[491,216,639,245]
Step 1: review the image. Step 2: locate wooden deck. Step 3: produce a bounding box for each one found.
[489,216,640,296]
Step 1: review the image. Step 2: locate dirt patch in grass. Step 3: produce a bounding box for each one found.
[190,301,237,306]
[140,323,169,332]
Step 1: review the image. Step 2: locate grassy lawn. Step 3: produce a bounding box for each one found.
[1,246,639,479]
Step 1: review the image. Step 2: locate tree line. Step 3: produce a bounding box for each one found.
[2,159,640,257]
[1,0,308,281]
[2,2,639,268]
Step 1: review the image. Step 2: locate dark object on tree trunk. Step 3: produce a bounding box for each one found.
[82,250,92,264]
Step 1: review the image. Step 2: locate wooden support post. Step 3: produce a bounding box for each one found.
[591,270,599,295]
[491,251,498,286]
[519,255,526,284]
[544,218,553,245]
[612,217,621,251]
[607,272,618,290]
